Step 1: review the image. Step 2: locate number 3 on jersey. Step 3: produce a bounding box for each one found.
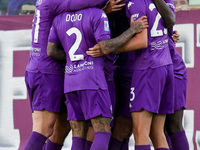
[67,27,84,61]
[130,87,135,101]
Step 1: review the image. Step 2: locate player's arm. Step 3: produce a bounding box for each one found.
[47,42,66,62]
[97,16,148,55]
[153,0,175,28]
[102,0,126,14]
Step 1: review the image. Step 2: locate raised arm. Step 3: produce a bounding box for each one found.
[47,42,66,62]
[153,0,176,28]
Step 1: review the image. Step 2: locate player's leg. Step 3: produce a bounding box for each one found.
[109,116,132,150]
[24,110,57,150]
[25,72,65,150]
[154,64,174,150]
[165,77,189,150]
[70,120,89,150]
[65,91,88,150]
[45,112,71,150]
[85,126,94,150]
[166,109,189,150]
[150,114,169,149]
[108,71,133,150]
[90,116,112,150]
[131,110,153,150]
[78,89,112,150]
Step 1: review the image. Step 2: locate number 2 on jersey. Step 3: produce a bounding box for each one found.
[67,27,84,61]
[149,3,167,37]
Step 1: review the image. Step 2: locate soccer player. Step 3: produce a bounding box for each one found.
[24,0,110,150]
[88,0,176,149]
[47,8,147,150]
[153,0,189,149]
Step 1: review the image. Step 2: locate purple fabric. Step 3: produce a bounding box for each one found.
[135,145,151,150]
[165,134,172,150]
[24,131,47,150]
[49,8,111,93]
[130,65,174,114]
[90,132,111,150]
[174,78,187,111]
[108,137,122,150]
[65,89,112,121]
[126,0,172,70]
[27,0,109,75]
[44,139,63,150]
[85,140,93,150]
[120,138,129,150]
[170,130,189,150]
[71,137,86,150]
[25,71,66,113]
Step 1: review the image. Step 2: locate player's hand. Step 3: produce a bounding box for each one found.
[102,0,126,14]
[130,16,148,34]
[172,30,180,44]
[86,44,104,57]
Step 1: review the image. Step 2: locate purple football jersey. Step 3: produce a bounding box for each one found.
[126,0,172,70]
[48,8,111,93]
[165,0,187,79]
[26,0,108,75]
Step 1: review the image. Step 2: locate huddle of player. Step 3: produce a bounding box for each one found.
[24,0,189,150]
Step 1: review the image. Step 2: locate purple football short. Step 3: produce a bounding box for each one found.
[114,70,133,118]
[130,65,174,114]
[25,71,66,113]
[65,89,112,121]
[174,77,187,111]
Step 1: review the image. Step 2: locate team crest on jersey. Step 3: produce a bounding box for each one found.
[128,2,134,9]
[37,0,42,5]
[104,21,109,31]
[101,12,107,18]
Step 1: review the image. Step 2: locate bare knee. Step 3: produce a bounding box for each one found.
[32,110,57,138]
[165,109,184,135]
[70,120,89,138]
[112,116,132,141]
[91,116,111,133]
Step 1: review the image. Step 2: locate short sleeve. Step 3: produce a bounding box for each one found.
[92,9,111,43]
[48,18,60,44]
[164,0,176,15]
[126,0,146,21]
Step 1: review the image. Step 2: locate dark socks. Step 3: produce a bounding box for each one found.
[24,131,47,150]
[135,145,151,150]
[71,137,86,150]
[85,140,93,150]
[120,138,129,150]
[170,130,189,150]
[90,132,111,150]
[108,137,122,150]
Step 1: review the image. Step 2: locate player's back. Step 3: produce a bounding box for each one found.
[50,8,111,93]
[26,0,109,75]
